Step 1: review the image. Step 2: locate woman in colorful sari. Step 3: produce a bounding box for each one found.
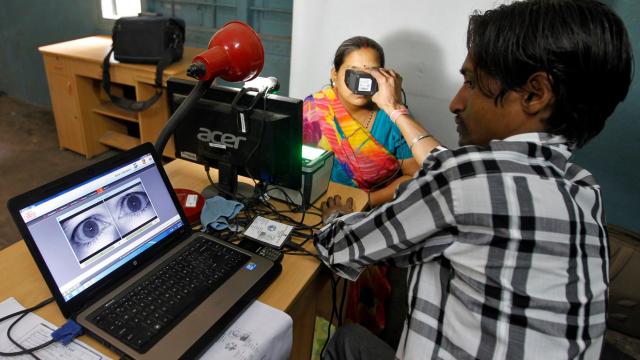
[304,36,418,340]
[303,36,419,207]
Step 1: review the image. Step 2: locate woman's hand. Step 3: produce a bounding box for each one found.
[321,195,354,223]
[363,68,405,114]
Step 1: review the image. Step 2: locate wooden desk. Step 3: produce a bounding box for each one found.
[0,159,367,359]
[39,36,203,158]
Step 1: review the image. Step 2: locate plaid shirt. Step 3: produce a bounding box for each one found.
[316,132,609,360]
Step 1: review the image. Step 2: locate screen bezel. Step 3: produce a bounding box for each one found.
[7,143,192,318]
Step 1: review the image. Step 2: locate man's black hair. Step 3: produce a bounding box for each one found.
[467,0,633,148]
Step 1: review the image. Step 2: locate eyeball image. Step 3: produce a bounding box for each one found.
[59,182,159,265]
[104,184,157,237]
[61,203,119,263]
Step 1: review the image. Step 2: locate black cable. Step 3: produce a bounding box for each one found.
[240,101,265,189]
[284,240,321,260]
[338,278,348,327]
[155,78,214,156]
[401,88,408,108]
[7,314,43,360]
[321,274,338,358]
[7,313,40,360]
[3,313,55,358]
[0,297,55,358]
[0,297,54,325]
[263,186,307,214]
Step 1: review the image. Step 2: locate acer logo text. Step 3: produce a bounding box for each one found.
[197,128,247,149]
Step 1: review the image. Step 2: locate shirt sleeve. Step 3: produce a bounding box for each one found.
[314,147,457,280]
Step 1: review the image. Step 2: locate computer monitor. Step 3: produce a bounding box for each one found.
[167,78,302,198]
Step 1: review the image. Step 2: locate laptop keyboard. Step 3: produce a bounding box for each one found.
[89,237,250,353]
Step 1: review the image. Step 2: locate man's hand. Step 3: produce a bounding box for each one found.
[321,195,354,223]
[362,68,404,115]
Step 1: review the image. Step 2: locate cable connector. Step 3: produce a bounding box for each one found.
[51,320,83,345]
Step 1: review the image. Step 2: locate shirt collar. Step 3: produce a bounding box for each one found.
[503,132,573,145]
[497,132,574,154]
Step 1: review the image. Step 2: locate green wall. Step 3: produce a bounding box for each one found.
[0,0,102,107]
[572,0,640,232]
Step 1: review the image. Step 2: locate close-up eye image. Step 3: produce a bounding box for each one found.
[104,183,157,237]
[60,202,119,263]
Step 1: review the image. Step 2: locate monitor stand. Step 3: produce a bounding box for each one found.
[202,162,255,200]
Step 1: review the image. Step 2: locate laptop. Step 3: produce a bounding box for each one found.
[7,142,281,359]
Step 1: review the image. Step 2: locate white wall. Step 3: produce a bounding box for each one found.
[289,0,507,148]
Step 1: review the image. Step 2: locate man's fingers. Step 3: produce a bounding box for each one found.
[346,197,354,210]
[386,69,402,82]
[362,67,386,82]
[326,197,334,208]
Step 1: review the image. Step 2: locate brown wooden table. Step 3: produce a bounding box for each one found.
[0,158,367,359]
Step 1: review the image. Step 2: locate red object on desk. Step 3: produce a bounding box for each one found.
[174,188,205,225]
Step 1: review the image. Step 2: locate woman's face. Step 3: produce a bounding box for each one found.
[331,47,382,109]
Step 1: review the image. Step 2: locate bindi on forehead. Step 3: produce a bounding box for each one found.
[348,64,380,69]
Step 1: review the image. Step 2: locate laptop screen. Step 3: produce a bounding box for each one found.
[16,153,184,302]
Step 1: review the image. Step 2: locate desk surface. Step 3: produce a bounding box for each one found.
[0,158,366,358]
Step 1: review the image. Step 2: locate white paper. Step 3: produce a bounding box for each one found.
[1,297,291,360]
[199,300,292,360]
[0,297,111,360]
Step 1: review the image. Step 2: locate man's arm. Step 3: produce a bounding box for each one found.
[315,161,457,281]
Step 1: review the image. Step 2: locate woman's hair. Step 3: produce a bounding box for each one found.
[333,36,385,71]
[467,0,633,148]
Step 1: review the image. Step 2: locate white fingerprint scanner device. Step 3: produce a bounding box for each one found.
[267,145,334,209]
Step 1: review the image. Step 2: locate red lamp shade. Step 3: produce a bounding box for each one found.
[188,21,264,82]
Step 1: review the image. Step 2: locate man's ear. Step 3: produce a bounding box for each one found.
[521,72,554,117]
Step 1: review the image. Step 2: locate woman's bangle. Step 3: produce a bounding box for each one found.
[390,107,410,124]
[410,134,432,150]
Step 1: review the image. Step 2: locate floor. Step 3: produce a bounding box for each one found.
[0,94,638,359]
[0,94,116,250]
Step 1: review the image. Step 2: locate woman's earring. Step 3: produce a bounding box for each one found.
[331,80,336,87]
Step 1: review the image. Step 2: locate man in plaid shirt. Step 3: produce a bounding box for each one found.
[316,0,633,359]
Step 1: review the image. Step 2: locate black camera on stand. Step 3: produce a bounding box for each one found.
[345,69,378,96]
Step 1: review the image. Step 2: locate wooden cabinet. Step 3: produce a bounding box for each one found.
[46,71,84,154]
[39,36,203,158]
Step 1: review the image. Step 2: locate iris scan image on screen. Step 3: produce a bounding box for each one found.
[61,202,120,264]
[104,183,157,236]
[59,182,158,265]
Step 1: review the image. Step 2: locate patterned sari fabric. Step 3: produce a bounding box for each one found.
[303,87,399,191]
[345,265,391,335]
[304,87,396,335]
